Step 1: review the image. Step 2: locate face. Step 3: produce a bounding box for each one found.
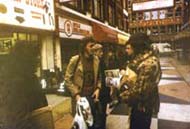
[85,42,95,56]
[125,44,134,56]
[94,49,103,58]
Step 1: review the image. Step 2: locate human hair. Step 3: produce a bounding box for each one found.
[126,32,152,54]
[79,36,95,55]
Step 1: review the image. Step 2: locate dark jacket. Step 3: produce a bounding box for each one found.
[99,58,111,103]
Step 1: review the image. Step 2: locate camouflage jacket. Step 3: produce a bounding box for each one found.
[120,51,162,114]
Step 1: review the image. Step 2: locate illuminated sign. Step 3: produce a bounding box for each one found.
[160,10,167,19]
[0,0,55,30]
[133,0,174,11]
[58,17,92,39]
[144,12,150,20]
[152,11,158,20]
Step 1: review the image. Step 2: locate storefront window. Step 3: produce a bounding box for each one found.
[60,39,79,74]
[31,34,38,41]
[0,32,15,55]
[0,31,39,55]
[18,33,27,41]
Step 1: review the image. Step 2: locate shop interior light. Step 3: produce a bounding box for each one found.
[59,0,72,3]
[57,81,65,93]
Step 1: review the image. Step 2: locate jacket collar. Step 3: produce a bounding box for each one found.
[128,50,153,70]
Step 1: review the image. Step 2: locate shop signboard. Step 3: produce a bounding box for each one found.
[152,11,158,20]
[159,10,167,19]
[144,12,150,21]
[58,17,92,39]
[133,0,174,11]
[0,0,55,30]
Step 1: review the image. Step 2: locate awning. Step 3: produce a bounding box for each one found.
[117,33,130,45]
[92,23,118,43]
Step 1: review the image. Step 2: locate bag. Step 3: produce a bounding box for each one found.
[71,97,93,129]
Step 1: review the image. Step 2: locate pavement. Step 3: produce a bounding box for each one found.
[53,56,190,129]
[157,56,190,129]
[170,56,190,86]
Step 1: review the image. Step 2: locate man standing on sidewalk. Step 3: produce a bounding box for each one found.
[120,32,162,129]
[64,37,101,129]
[93,44,111,129]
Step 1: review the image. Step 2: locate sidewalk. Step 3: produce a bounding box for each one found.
[53,56,190,129]
[45,94,73,129]
[170,56,190,86]
[54,114,73,129]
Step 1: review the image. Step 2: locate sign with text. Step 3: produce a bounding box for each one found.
[152,11,158,20]
[0,39,12,54]
[144,12,151,20]
[159,10,167,19]
[58,17,92,39]
[0,0,55,30]
[133,0,174,11]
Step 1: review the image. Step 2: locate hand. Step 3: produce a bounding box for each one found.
[120,69,126,76]
[119,75,133,90]
[119,90,129,102]
[75,94,81,102]
[92,88,100,101]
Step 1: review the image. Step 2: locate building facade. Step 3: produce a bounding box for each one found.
[127,0,190,42]
[55,0,130,73]
[0,0,56,77]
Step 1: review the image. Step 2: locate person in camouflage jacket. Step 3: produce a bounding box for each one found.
[119,32,162,129]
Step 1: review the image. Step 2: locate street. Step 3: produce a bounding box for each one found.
[54,56,190,129]
[106,56,190,129]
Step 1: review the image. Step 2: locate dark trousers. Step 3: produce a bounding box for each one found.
[130,108,152,129]
[99,100,107,129]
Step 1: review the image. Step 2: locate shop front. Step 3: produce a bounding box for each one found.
[0,0,56,78]
[57,16,93,73]
[92,22,130,69]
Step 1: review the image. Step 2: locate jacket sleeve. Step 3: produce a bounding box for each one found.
[96,57,102,90]
[96,75,102,90]
[64,55,80,97]
[120,59,161,105]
